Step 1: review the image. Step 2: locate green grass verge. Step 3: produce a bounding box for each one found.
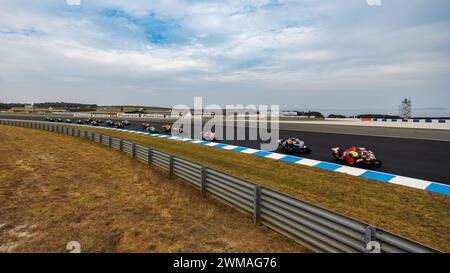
[9,123,450,251]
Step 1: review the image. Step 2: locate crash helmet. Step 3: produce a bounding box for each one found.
[287,138,293,145]
[348,151,359,157]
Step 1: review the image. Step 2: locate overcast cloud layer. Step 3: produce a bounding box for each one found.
[0,0,449,113]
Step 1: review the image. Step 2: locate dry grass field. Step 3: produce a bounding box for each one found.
[49,123,450,252]
[0,126,309,253]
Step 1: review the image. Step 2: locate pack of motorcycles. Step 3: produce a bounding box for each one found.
[45,116,381,167]
[277,138,382,166]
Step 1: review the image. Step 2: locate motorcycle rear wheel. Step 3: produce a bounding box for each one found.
[301,148,312,154]
[371,160,382,167]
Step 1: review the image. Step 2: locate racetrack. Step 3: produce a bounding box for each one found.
[2,114,450,184]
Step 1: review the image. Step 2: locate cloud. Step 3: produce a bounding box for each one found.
[66,0,81,6]
[0,0,449,113]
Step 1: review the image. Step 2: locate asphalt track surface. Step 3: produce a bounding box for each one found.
[2,115,450,185]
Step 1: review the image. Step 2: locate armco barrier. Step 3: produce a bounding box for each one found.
[0,119,441,253]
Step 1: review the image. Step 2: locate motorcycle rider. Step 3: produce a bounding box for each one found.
[282,138,296,152]
[343,147,363,165]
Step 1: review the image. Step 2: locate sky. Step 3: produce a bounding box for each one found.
[0,0,449,115]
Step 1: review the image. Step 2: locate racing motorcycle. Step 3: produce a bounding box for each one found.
[148,126,159,134]
[278,138,311,154]
[201,131,217,141]
[332,147,382,167]
[172,125,184,134]
[162,124,172,132]
[115,122,125,128]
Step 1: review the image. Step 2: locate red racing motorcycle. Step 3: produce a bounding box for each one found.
[332,147,382,167]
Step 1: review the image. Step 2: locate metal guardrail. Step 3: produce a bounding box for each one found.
[0,119,441,253]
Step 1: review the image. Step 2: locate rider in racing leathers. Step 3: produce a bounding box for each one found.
[343,147,363,165]
[282,138,296,152]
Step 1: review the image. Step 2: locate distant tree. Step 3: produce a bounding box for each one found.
[0,102,98,111]
[34,102,97,109]
[328,114,347,118]
[0,103,25,110]
[357,114,401,119]
[297,111,324,118]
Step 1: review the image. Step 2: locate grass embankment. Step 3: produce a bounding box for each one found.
[49,123,450,252]
[0,126,308,253]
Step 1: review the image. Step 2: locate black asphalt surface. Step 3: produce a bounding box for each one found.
[2,115,449,184]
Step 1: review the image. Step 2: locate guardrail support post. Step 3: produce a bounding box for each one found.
[201,167,207,194]
[132,143,136,157]
[364,226,380,253]
[119,139,123,152]
[147,148,152,165]
[99,134,103,144]
[109,136,112,148]
[169,156,174,176]
[253,185,262,225]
